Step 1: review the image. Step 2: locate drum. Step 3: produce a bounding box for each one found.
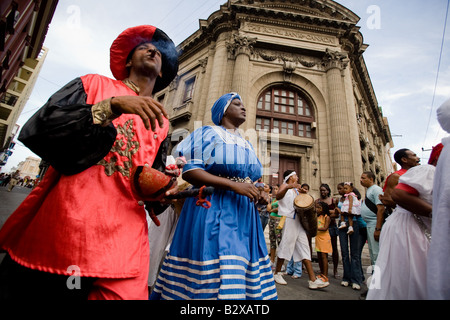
[294,193,317,237]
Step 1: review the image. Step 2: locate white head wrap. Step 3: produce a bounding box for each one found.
[283,171,297,183]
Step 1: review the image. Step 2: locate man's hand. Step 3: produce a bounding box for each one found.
[299,186,309,194]
[374,229,381,241]
[111,96,168,131]
[160,180,179,205]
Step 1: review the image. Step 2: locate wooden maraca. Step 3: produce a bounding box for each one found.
[130,165,176,202]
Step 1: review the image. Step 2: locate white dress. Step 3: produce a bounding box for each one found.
[276,188,311,262]
[367,164,434,300]
[147,206,179,287]
[150,126,277,300]
[341,192,361,215]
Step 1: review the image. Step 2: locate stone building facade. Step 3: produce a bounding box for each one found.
[12,155,40,179]
[157,0,393,196]
[1,0,58,167]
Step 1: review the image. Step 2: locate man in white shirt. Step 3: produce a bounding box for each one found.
[273,170,329,289]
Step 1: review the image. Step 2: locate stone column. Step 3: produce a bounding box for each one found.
[227,34,256,99]
[204,33,230,124]
[322,49,353,184]
[195,45,212,124]
[226,33,257,131]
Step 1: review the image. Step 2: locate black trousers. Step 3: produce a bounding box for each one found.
[0,254,97,301]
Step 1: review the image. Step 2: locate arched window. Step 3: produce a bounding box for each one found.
[256,86,315,138]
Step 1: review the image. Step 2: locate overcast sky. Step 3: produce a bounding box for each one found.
[3,0,449,173]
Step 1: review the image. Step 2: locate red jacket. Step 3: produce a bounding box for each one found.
[0,74,169,278]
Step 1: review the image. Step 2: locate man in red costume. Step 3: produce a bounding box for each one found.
[0,25,179,300]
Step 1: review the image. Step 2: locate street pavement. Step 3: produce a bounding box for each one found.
[264,219,372,300]
[0,185,32,232]
[0,185,33,265]
[0,185,371,300]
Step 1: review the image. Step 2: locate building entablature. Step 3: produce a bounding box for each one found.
[178,0,366,62]
[232,0,360,24]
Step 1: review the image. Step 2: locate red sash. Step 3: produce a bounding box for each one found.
[382,168,407,192]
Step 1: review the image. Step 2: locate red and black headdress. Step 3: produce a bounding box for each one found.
[110,25,179,93]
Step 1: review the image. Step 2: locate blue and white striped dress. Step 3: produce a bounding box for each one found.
[150,126,277,300]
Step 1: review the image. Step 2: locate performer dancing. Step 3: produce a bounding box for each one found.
[150,93,278,300]
[0,25,178,300]
[367,147,440,300]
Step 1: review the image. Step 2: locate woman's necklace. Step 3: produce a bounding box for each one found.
[221,125,240,136]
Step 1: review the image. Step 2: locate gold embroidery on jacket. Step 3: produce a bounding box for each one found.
[98,119,140,177]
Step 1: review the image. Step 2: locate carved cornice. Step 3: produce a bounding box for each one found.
[169,75,180,91]
[226,33,257,58]
[232,0,361,24]
[170,100,193,125]
[254,48,320,68]
[321,48,349,71]
[198,57,208,73]
[283,61,296,82]
[231,1,358,29]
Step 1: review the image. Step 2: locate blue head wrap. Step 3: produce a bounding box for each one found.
[211,92,242,125]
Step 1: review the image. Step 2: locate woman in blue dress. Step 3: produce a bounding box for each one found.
[150,93,278,300]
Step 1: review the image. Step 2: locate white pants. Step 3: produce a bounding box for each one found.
[277,214,311,262]
[147,206,179,287]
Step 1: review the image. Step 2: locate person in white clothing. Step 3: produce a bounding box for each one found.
[147,206,179,293]
[273,170,329,290]
[367,149,439,300]
[427,97,450,300]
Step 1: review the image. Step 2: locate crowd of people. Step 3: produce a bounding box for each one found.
[0,171,36,191]
[0,21,448,301]
[250,121,449,301]
[254,175,366,292]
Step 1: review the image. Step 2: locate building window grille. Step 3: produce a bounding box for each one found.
[6,2,19,34]
[183,76,196,102]
[1,92,18,106]
[256,86,315,138]
[157,93,165,104]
